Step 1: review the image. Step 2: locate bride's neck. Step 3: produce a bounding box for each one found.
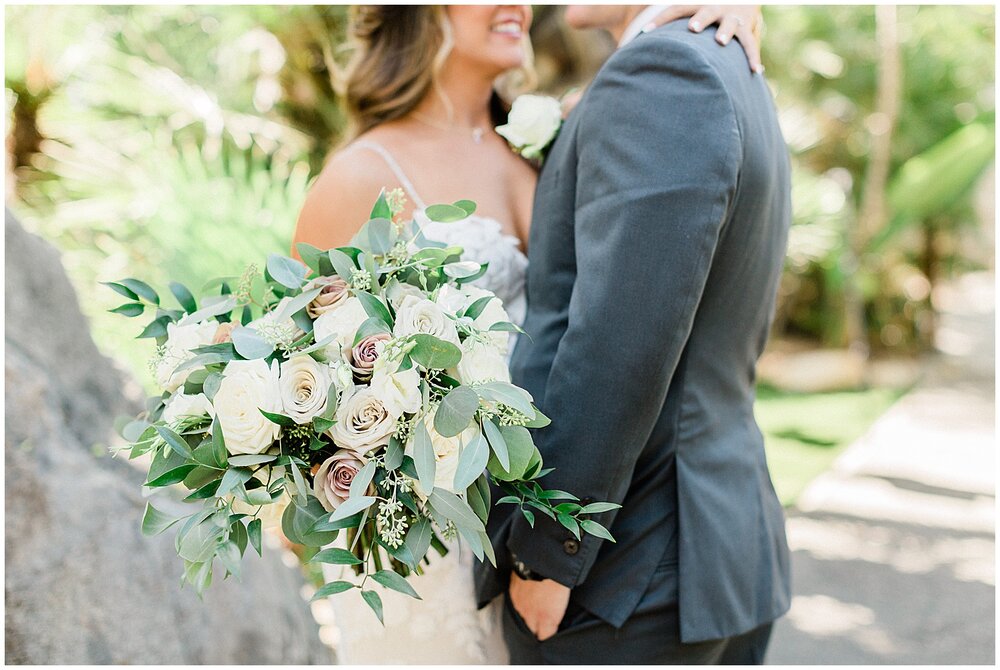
[411,59,495,129]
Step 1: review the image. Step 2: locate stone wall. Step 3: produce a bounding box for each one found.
[4,211,331,664]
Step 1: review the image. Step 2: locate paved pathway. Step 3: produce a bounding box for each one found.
[768,272,995,664]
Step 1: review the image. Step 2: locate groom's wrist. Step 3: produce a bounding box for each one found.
[511,553,546,582]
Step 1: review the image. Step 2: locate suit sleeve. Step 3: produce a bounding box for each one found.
[505,36,743,586]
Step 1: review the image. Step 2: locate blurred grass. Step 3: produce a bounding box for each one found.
[755,385,906,506]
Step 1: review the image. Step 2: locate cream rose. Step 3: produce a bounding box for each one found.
[313,297,370,357]
[303,276,350,319]
[385,279,425,311]
[369,365,421,417]
[162,392,215,424]
[154,320,217,392]
[279,354,332,424]
[495,94,563,160]
[410,408,478,497]
[393,295,459,344]
[329,384,398,454]
[313,450,368,512]
[214,359,282,455]
[455,339,511,385]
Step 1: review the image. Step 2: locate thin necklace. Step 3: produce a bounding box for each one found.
[411,111,486,145]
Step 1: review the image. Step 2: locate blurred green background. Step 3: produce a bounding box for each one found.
[5,5,995,504]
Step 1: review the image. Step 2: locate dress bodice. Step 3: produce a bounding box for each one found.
[415,210,528,326]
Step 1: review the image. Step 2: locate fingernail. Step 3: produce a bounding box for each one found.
[717,34,730,44]
[641,21,656,33]
[755,64,766,74]
[690,20,702,31]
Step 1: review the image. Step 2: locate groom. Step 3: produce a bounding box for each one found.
[475,5,792,664]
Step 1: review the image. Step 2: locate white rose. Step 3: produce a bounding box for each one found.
[162,392,215,424]
[313,297,370,357]
[495,94,563,160]
[369,365,421,417]
[329,384,398,454]
[384,279,425,311]
[462,285,511,353]
[455,339,511,385]
[434,284,469,316]
[393,295,459,344]
[410,408,478,497]
[279,354,332,424]
[214,359,282,455]
[154,320,217,392]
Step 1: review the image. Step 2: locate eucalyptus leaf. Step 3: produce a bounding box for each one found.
[434,386,480,437]
[328,248,357,283]
[371,570,421,599]
[425,203,470,222]
[329,495,377,523]
[453,428,488,491]
[349,460,376,499]
[177,296,237,326]
[409,334,462,370]
[227,454,277,467]
[310,548,364,565]
[117,277,159,304]
[154,425,194,459]
[266,253,308,289]
[311,581,356,600]
[217,467,253,497]
[274,286,323,321]
[248,518,263,556]
[109,302,145,317]
[169,281,197,313]
[355,291,393,328]
[428,488,485,535]
[412,421,436,495]
[141,502,179,536]
[361,590,384,624]
[231,326,275,359]
[482,418,509,470]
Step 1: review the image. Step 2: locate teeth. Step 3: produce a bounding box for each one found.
[491,21,522,35]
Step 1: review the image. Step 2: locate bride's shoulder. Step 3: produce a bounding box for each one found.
[292,133,400,252]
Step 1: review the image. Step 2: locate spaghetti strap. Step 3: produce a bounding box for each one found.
[350,139,428,211]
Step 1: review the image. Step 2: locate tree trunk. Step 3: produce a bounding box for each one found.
[844,5,902,358]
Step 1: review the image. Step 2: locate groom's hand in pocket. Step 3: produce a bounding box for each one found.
[508,573,571,641]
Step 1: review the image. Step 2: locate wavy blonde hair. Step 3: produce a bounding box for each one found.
[335,6,536,142]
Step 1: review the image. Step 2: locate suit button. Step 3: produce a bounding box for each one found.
[563,539,580,555]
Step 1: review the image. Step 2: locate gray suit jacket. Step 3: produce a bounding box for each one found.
[475,22,792,644]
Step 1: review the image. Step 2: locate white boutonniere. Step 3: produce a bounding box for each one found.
[496,94,563,163]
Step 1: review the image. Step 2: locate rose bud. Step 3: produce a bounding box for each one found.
[304,276,350,319]
[212,321,236,344]
[347,332,390,379]
[313,450,368,511]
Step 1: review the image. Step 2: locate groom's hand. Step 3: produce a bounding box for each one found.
[508,573,571,641]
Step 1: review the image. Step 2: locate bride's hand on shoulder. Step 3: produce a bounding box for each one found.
[645,5,764,74]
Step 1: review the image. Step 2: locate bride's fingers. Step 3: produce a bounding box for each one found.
[686,6,726,33]
[642,5,707,32]
[734,23,764,74]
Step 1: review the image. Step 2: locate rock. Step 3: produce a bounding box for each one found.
[4,211,331,664]
[757,348,867,393]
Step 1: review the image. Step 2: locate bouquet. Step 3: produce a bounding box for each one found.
[107,192,617,622]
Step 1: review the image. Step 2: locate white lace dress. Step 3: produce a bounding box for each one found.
[321,140,528,665]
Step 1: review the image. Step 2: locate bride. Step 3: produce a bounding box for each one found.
[292,5,761,663]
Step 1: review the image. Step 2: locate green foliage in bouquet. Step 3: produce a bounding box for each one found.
[108,192,618,621]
